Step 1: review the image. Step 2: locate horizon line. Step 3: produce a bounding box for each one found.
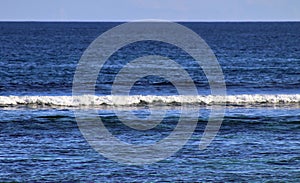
[0,19,299,23]
[0,19,300,23]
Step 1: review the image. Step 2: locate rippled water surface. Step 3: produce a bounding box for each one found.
[0,107,299,182]
[0,22,299,182]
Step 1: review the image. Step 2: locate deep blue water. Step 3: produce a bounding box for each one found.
[1,22,299,95]
[0,22,299,182]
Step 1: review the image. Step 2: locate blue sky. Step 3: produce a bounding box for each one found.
[1,0,299,21]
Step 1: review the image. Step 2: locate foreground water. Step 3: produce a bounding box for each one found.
[0,22,299,182]
[0,106,299,182]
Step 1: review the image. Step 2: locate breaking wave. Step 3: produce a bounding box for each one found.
[0,94,299,107]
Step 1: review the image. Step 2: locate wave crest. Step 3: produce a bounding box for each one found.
[0,94,299,107]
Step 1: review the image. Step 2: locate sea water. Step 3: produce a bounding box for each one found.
[0,22,299,182]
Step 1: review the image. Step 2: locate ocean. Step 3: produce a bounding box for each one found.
[0,22,299,182]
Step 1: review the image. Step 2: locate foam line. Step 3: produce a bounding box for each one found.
[0,94,299,107]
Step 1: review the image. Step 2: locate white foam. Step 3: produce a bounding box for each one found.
[0,94,299,107]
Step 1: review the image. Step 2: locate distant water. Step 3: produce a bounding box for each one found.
[0,22,299,182]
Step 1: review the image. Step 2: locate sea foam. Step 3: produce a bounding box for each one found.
[0,94,299,107]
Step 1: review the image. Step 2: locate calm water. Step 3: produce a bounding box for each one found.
[0,22,299,182]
